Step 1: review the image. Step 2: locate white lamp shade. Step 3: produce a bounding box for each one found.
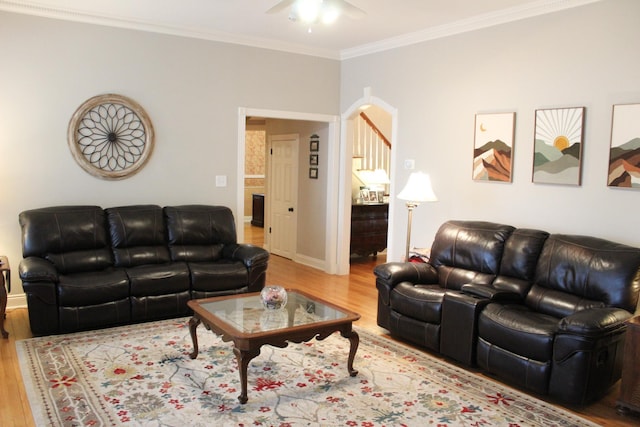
[397,172,438,202]
[369,168,390,184]
[356,168,390,186]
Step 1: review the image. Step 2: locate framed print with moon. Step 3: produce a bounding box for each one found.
[608,103,640,188]
[68,94,155,180]
[473,112,515,182]
[532,107,584,186]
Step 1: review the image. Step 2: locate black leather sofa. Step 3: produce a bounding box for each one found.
[375,220,640,405]
[18,204,269,336]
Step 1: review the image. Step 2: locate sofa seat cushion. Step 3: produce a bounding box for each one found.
[390,282,444,323]
[57,269,130,306]
[189,261,249,292]
[126,262,190,296]
[478,303,559,361]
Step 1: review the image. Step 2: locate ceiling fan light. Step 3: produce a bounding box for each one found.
[295,0,321,24]
[321,5,340,24]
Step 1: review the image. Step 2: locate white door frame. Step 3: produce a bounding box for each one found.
[337,90,400,274]
[237,108,341,273]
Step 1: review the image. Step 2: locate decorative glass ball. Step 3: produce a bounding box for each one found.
[260,285,288,310]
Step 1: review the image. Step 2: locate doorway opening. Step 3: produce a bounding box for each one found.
[337,90,399,275]
[237,108,340,273]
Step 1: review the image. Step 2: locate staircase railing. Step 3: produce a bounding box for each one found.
[353,112,391,174]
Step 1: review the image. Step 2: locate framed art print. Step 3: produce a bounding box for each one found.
[310,134,319,152]
[310,154,318,166]
[532,107,585,185]
[309,167,318,179]
[473,112,515,182]
[608,103,640,188]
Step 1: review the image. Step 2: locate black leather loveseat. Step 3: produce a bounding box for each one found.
[18,204,269,336]
[375,220,640,405]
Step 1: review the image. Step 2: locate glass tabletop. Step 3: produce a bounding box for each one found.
[199,290,352,334]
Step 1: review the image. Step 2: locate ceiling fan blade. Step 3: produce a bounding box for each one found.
[266,0,296,14]
[340,0,366,20]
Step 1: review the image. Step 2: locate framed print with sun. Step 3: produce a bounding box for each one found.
[473,112,515,182]
[532,107,585,185]
[608,103,640,188]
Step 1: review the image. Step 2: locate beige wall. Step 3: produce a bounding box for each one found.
[341,0,640,259]
[3,0,639,304]
[0,11,340,306]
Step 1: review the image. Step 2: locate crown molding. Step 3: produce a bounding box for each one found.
[0,0,341,59]
[340,0,602,60]
[1,0,601,61]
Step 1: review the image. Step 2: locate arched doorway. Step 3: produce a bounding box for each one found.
[336,89,399,275]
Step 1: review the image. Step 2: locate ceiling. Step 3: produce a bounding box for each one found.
[1,0,598,59]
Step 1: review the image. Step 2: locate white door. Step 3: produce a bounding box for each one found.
[268,134,298,259]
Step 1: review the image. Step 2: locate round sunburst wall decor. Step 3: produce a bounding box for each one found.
[67,94,155,180]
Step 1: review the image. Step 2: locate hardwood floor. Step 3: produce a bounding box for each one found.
[0,224,637,426]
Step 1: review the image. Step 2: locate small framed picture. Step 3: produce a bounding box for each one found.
[359,188,370,202]
[310,154,318,166]
[309,167,318,179]
[608,103,640,188]
[310,140,319,152]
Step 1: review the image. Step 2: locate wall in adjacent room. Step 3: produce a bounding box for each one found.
[265,119,329,266]
[0,12,340,304]
[340,0,640,260]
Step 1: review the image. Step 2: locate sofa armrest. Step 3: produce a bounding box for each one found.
[461,283,522,302]
[19,257,59,282]
[558,307,632,337]
[374,262,438,286]
[223,243,269,293]
[375,262,438,308]
[223,244,269,267]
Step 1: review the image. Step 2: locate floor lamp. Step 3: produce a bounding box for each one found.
[397,172,438,261]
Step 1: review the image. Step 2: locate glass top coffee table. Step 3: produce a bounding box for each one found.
[187,289,361,404]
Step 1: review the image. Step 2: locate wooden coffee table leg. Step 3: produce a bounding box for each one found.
[342,329,360,377]
[233,347,261,404]
[188,317,201,359]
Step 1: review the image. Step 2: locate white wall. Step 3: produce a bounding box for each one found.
[341,0,640,260]
[0,12,340,306]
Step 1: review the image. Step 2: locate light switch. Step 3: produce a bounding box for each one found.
[215,175,227,187]
[404,159,415,170]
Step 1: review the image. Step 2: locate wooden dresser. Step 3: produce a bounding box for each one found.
[251,193,264,227]
[350,203,388,257]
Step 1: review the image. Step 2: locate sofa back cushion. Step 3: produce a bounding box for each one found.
[430,221,515,290]
[106,205,170,267]
[527,234,640,316]
[492,228,549,298]
[165,205,237,262]
[19,205,112,273]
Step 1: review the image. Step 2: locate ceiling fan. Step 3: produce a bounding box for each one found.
[267,0,365,25]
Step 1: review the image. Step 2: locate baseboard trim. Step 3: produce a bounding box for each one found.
[7,293,27,309]
[292,253,326,272]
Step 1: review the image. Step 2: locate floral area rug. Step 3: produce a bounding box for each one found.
[17,318,596,427]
